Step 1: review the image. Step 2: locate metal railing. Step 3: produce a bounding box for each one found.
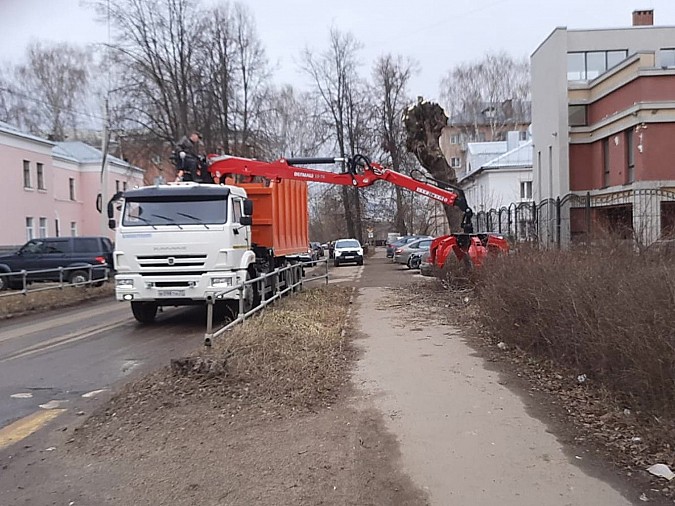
[203,257,329,347]
[0,264,110,298]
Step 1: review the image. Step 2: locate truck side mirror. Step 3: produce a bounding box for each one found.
[239,216,252,226]
[243,199,253,216]
[108,219,117,230]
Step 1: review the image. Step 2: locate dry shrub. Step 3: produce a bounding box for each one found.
[473,245,675,416]
[438,256,480,291]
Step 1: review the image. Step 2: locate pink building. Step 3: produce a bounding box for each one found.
[0,122,144,247]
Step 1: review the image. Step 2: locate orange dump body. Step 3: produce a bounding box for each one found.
[237,179,309,257]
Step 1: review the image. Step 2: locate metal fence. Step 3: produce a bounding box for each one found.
[203,257,329,346]
[474,188,675,248]
[0,264,110,298]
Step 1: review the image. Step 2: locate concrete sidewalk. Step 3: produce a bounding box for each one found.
[353,285,635,506]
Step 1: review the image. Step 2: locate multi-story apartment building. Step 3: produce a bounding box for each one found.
[0,122,144,247]
[440,100,530,175]
[531,9,675,245]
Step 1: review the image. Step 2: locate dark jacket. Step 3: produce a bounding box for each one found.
[175,136,202,173]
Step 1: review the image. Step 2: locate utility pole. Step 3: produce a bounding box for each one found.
[100,97,110,235]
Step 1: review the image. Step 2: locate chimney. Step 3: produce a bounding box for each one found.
[632,9,654,26]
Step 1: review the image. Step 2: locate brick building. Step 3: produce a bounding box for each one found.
[531,9,675,245]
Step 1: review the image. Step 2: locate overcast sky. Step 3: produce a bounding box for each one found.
[0,0,672,102]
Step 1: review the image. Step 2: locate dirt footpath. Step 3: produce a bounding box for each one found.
[354,284,637,505]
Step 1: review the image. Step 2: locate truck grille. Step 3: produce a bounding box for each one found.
[136,254,207,268]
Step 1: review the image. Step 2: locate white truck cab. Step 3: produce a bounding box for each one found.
[112,182,255,322]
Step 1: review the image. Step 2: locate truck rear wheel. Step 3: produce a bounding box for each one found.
[244,269,261,310]
[131,301,158,324]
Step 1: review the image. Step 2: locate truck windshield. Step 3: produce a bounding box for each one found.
[122,196,227,227]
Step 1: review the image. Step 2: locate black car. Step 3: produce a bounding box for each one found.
[0,236,113,290]
[310,242,324,258]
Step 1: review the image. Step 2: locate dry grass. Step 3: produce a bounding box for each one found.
[84,284,356,438]
[0,284,114,320]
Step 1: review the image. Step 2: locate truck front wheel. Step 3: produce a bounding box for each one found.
[131,301,158,324]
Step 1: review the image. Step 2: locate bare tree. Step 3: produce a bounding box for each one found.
[301,28,366,242]
[198,3,237,153]
[372,54,417,235]
[1,42,91,140]
[94,0,205,143]
[440,51,530,141]
[258,84,328,159]
[403,98,465,231]
[230,3,270,157]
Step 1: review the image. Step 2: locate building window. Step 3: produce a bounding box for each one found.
[69,178,75,201]
[450,134,460,145]
[603,138,610,188]
[38,217,47,238]
[23,160,31,188]
[70,221,77,237]
[626,128,635,183]
[26,217,34,241]
[568,105,587,126]
[520,181,532,200]
[123,181,128,191]
[115,180,121,192]
[660,48,675,67]
[519,130,528,141]
[567,50,628,81]
[450,157,461,168]
[37,163,45,190]
[55,218,60,237]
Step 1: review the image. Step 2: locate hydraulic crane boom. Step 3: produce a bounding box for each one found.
[207,153,474,233]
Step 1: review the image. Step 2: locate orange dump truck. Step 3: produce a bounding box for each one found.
[239,179,309,259]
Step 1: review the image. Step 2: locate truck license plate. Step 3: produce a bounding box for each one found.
[158,289,185,297]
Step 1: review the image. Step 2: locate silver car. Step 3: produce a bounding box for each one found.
[393,237,433,268]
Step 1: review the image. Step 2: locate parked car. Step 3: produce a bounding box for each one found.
[0,236,113,290]
[297,243,319,263]
[418,250,434,276]
[310,241,324,258]
[333,238,364,266]
[386,235,431,258]
[394,237,434,268]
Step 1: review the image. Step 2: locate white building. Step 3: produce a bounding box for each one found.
[460,131,533,212]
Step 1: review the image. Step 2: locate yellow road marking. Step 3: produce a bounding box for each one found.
[0,409,66,451]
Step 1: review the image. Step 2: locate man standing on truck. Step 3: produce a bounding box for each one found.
[174,130,205,181]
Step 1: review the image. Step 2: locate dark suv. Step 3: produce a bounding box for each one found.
[0,236,113,290]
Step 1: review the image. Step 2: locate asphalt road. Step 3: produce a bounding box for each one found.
[0,298,205,433]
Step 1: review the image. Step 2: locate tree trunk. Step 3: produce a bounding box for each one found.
[394,186,407,235]
[404,98,464,232]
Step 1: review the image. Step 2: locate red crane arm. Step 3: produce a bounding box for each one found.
[207,154,473,232]
[209,155,458,205]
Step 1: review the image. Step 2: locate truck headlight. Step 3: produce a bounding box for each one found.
[116,278,134,287]
[211,277,232,287]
